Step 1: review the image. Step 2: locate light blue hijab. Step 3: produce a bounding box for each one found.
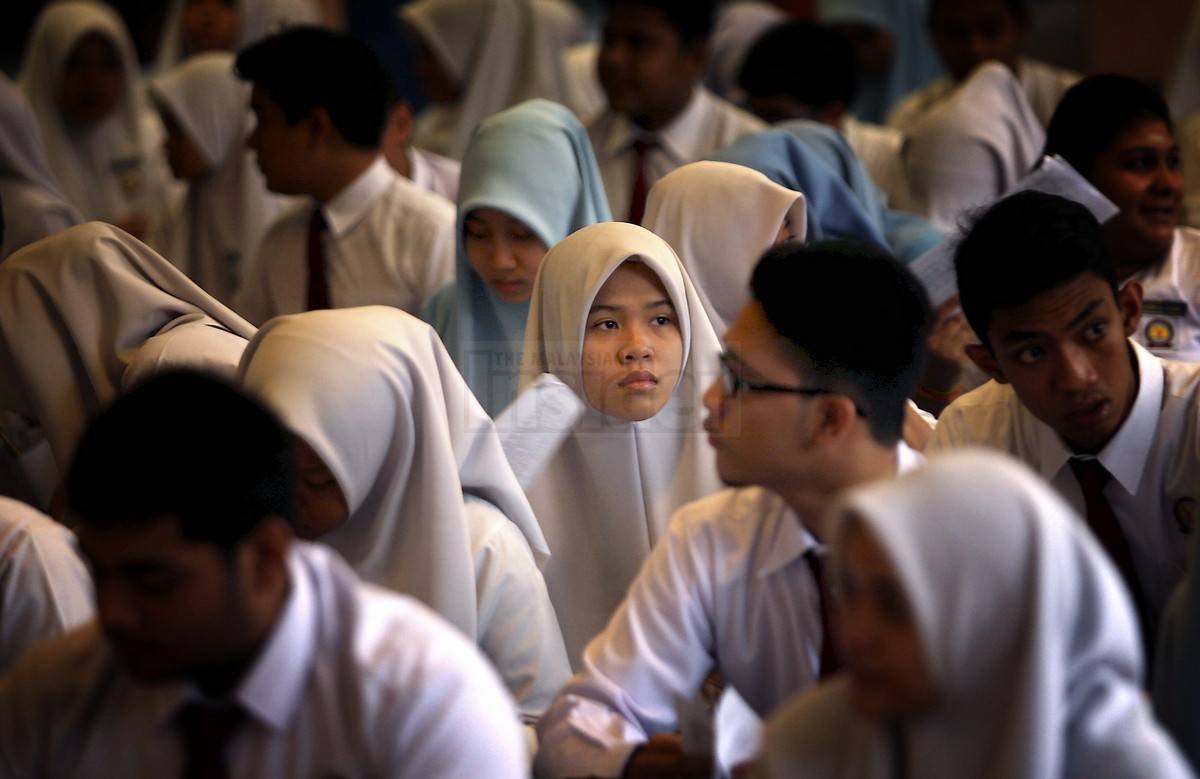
[777,119,944,262]
[422,99,610,417]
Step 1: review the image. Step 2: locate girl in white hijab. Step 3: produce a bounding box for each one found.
[0,221,255,476]
[521,221,723,665]
[147,51,292,304]
[0,74,82,260]
[755,450,1193,779]
[903,61,1044,232]
[237,305,568,742]
[152,0,322,74]
[398,0,583,160]
[19,1,175,235]
[643,160,807,336]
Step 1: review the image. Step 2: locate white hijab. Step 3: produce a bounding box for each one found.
[520,221,723,663]
[643,160,807,336]
[18,0,168,224]
[148,52,289,304]
[756,450,1193,779]
[903,62,1044,232]
[153,0,322,73]
[0,221,255,472]
[399,0,583,160]
[239,306,549,639]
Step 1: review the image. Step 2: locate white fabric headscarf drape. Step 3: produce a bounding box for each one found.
[153,0,322,73]
[148,52,290,303]
[756,450,1193,779]
[239,305,550,639]
[705,0,788,106]
[903,62,1044,232]
[643,160,807,336]
[0,72,82,260]
[398,0,583,160]
[0,221,255,472]
[520,221,723,663]
[18,0,170,224]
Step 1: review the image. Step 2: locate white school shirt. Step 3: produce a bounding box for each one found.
[587,86,765,221]
[534,444,922,779]
[1128,226,1200,363]
[234,157,455,325]
[929,341,1200,632]
[407,145,461,204]
[0,496,92,675]
[0,542,527,779]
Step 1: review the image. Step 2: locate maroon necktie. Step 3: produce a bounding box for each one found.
[178,701,245,779]
[805,549,840,678]
[626,137,658,224]
[306,208,330,311]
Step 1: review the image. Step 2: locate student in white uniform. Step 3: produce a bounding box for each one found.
[380,100,461,203]
[886,0,1078,132]
[0,496,92,674]
[147,52,292,305]
[587,0,765,222]
[535,240,932,779]
[1044,75,1200,363]
[152,0,322,73]
[0,74,81,260]
[929,191,1200,662]
[397,0,584,161]
[18,0,175,237]
[755,452,1193,779]
[232,28,454,325]
[0,372,528,778]
[238,306,570,750]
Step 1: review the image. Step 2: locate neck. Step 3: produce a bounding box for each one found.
[629,87,694,133]
[190,578,290,698]
[778,438,900,542]
[311,149,378,204]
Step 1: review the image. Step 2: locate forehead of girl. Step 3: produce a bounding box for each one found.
[590,260,674,312]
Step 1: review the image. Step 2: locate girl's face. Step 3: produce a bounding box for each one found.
[182,0,240,54]
[464,208,548,304]
[59,32,126,128]
[293,436,349,541]
[581,261,684,421]
[158,106,211,181]
[835,519,939,721]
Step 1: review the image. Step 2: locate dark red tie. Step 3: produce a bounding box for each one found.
[805,549,840,678]
[306,208,330,311]
[627,137,658,224]
[178,701,245,779]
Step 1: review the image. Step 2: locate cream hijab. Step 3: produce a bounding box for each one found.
[643,160,807,336]
[399,0,582,160]
[0,221,255,472]
[756,450,1192,779]
[903,62,1044,232]
[148,52,289,303]
[520,221,723,663]
[239,306,549,639]
[19,1,167,224]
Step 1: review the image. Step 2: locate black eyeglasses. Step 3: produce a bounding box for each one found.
[718,353,866,417]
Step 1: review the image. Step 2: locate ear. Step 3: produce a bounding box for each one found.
[306,106,338,148]
[814,395,859,443]
[390,102,413,146]
[1117,280,1143,338]
[965,343,1008,384]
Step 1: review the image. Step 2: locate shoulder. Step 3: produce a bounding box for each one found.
[378,176,455,231]
[1160,356,1200,407]
[698,88,765,136]
[929,380,1020,450]
[666,487,794,568]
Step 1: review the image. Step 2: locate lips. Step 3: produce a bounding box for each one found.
[1066,397,1111,428]
[619,370,658,390]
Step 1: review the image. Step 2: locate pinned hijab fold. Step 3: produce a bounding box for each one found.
[153,0,322,73]
[903,62,1045,233]
[0,222,255,472]
[643,160,807,335]
[427,98,610,416]
[239,306,550,639]
[399,0,583,160]
[758,450,1192,779]
[519,221,722,663]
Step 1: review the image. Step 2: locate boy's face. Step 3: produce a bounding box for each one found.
[929,0,1028,82]
[966,273,1142,455]
[246,84,311,195]
[597,4,706,130]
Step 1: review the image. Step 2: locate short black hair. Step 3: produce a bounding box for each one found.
[67,372,297,551]
[751,240,931,445]
[1044,74,1173,179]
[928,0,1026,21]
[235,26,395,149]
[604,0,716,43]
[955,191,1117,345]
[738,22,857,109]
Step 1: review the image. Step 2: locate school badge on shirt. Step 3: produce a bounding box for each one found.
[1142,299,1188,351]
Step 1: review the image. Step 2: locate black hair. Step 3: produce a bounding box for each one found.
[67,372,297,551]
[738,22,857,109]
[1043,74,1173,179]
[750,240,932,445]
[928,0,1027,21]
[603,0,716,43]
[235,26,396,149]
[955,191,1117,345]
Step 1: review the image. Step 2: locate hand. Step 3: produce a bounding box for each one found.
[914,296,976,415]
[623,734,713,779]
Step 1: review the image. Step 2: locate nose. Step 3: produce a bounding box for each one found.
[702,376,724,417]
[1055,343,1098,391]
[486,238,517,271]
[1153,160,1184,193]
[95,581,138,636]
[620,322,652,363]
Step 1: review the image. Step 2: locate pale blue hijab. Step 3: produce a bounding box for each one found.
[422,99,610,416]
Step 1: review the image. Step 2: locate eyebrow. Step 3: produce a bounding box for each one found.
[588,298,674,314]
[1000,298,1105,343]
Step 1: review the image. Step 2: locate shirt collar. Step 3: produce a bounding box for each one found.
[598,85,710,166]
[320,156,394,238]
